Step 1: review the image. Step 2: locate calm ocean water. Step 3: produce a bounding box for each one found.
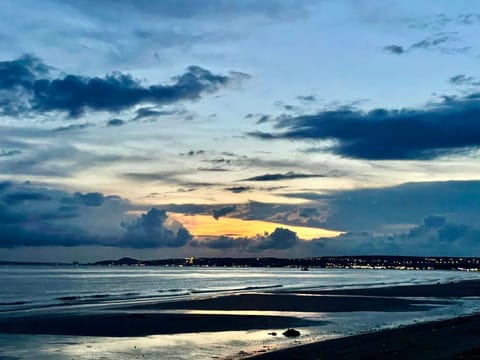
[1,266,480,359]
[0,265,477,311]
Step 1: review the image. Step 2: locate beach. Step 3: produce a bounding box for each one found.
[0,267,479,359]
[247,312,480,360]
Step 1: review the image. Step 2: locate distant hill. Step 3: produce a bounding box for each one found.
[0,260,68,266]
[89,255,480,271]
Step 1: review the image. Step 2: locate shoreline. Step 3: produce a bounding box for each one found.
[1,278,480,359]
[246,311,480,359]
[244,279,480,359]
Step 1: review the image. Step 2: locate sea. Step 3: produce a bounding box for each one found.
[0,265,479,359]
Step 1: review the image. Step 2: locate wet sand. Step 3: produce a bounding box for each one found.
[0,278,479,358]
[0,311,320,337]
[247,313,480,360]
[0,292,439,337]
[247,279,480,360]
[123,292,444,312]
[290,278,480,298]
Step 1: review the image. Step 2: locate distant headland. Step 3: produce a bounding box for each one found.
[3,255,479,271]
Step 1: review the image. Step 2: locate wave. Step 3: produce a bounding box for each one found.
[190,284,282,294]
[0,301,29,306]
[57,292,141,303]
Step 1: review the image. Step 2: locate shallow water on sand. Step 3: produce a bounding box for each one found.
[0,265,475,312]
[1,266,479,359]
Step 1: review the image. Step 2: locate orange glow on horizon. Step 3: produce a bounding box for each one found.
[169,213,343,240]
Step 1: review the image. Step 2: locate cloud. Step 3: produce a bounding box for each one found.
[250,93,480,160]
[311,216,480,256]
[191,227,298,251]
[410,13,480,30]
[120,208,192,248]
[0,149,21,157]
[255,227,298,250]
[66,1,313,22]
[0,182,12,192]
[0,55,247,117]
[449,74,480,86]
[256,115,271,124]
[240,171,333,181]
[410,32,456,50]
[299,207,319,218]
[197,167,230,172]
[123,171,185,182]
[296,95,316,102]
[0,140,152,178]
[3,191,52,205]
[383,32,469,56]
[383,45,405,55]
[73,192,106,207]
[107,118,125,127]
[132,107,177,121]
[212,205,236,220]
[52,123,93,132]
[283,180,480,233]
[181,150,206,156]
[225,186,253,193]
[0,182,193,249]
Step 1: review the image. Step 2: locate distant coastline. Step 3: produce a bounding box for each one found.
[2,255,479,271]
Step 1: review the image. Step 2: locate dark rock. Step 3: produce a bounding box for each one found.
[268,332,277,336]
[283,328,301,337]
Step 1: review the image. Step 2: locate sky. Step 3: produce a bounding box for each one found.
[1,0,480,262]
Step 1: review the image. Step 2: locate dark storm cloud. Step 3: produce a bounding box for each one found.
[311,216,480,257]
[240,171,331,181]
[212,205,236,220]
[255,227,298,250]
[0,181,12,192]
[284,180,480,233]
[0,182,194,248]
[3,191,52,205]
[250,94,480,160]
[0,54,48,90]
[191,227,299,251]
[73,192,106,207]
[0,184,109,247]
[120,208,192,248]
[0,55,245,117]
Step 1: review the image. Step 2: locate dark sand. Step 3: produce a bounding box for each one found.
[0,291,439,337]
[289,279,480,298]
[0,311,320,337]
[124,293,445,312]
